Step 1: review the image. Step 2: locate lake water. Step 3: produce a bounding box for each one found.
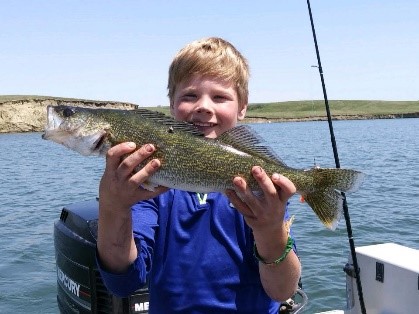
[0,118,418,313]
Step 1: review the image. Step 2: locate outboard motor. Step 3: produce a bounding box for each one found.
[54,199,150,313]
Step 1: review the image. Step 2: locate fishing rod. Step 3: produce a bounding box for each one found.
[305,1,367,313]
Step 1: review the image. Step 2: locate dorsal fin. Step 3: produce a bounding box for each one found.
[217,125,285,165]
[131,109,204,136]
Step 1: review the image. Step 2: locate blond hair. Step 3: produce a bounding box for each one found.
[168,37,249,107]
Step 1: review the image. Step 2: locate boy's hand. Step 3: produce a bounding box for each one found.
[227,166,300,301]
[226,166,296,235]
[99,142,168,214]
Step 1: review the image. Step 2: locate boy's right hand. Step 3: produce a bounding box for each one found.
[99,142,168,214]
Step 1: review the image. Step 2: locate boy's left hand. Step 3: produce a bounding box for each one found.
[226,166,296,233]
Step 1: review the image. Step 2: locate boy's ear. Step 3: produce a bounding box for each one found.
[237,103,247,121]
[169,101,175,116]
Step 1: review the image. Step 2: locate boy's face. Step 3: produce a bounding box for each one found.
[170,75,247,138]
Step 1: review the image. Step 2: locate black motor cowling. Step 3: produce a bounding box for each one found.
[54,199,150,313]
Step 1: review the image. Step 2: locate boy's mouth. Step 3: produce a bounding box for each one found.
[193,122,216,127]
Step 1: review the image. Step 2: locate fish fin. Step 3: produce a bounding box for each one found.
[217,125,285,165]
[141,181,159,191]
[303,189,343,230]
[301,168,365,230]
[132,109,204,136]
[309,168,366,193]
[284,215,295,233]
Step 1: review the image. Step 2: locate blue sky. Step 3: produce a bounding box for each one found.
[1,1,418,107]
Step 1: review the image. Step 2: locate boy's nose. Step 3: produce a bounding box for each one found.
[195,97,214,114]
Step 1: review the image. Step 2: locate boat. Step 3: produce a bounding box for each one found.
[53,2,418,313]
[54,198,419,313]
[315,243,419,314]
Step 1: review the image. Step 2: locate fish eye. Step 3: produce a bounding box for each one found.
[63,107,76,118]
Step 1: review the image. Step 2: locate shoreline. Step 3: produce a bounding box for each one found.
[1,97,418,133]
[243,112,419,123]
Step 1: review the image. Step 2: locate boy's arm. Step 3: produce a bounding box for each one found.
[253,222,301,301]
[97,198,160,297]
[97,143,167,273]
[226,166,301,301]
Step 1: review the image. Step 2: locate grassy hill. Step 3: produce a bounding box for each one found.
[147,100,419,120]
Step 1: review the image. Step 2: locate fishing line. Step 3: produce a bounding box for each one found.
[306,1,367,313]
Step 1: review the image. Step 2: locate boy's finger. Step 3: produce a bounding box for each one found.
[251,166,277,199]
[232,176,261,215]
[225,189,256,219]
[271,173,296,198]
[105,142,137,170]
[129,158,161,187]
[117,144,155,178]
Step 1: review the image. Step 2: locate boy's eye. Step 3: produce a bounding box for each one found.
[213,95,229,102]
[182,93,196,101]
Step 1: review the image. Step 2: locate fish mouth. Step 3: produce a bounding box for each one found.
[42,106,64,139]
[92,132,107,152]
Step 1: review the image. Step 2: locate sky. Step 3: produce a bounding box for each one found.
[1,0,418,107]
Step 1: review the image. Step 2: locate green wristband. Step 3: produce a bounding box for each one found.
[253,236,294,265]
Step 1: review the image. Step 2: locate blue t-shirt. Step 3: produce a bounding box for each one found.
[98,189,294,313]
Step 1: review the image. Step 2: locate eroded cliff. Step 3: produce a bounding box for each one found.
[0,97,137,133]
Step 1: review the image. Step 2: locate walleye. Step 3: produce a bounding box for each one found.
[43,105,364,230]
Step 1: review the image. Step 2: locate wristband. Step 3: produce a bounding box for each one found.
[253,236,294,265]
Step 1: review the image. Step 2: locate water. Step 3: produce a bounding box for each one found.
[0,118,418,313]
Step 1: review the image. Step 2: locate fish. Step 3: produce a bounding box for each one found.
[42,105,364,230]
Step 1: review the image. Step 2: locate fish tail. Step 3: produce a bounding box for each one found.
[301,168,364,230]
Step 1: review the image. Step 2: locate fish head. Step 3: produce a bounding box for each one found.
[42,105,111,156]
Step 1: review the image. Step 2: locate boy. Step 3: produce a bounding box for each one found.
[97,37,301,313]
